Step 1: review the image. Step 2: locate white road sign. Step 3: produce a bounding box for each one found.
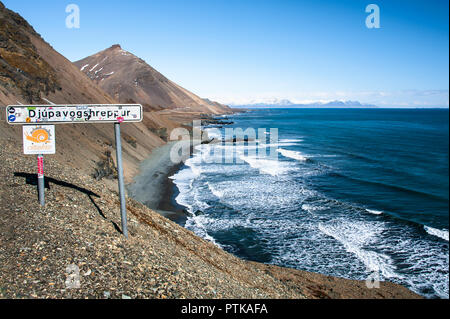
[6,104,143,125]
[23,125,56,155]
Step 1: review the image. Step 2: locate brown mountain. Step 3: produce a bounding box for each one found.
[74,45,230,114]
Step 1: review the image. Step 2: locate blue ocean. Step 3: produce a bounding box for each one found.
[171,108,449,299]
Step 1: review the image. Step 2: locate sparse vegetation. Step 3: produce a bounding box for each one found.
[92,150,118,180]
[0,4,60,103]
[149,127,168,142]
[123,134,137,148]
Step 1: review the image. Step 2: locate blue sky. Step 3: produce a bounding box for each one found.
[3,0,449,107]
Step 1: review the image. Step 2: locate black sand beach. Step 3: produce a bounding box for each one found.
[126,141,198,225]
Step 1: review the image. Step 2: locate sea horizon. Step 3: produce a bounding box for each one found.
[229,106,450,109]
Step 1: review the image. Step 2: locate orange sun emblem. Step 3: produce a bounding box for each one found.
[25,128,50,144]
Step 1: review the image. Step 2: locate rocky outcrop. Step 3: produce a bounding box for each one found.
[0,2,60,103]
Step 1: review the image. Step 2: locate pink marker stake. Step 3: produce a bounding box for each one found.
[37,155,45,206]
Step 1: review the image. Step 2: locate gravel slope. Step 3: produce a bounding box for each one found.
[0,135,421,299]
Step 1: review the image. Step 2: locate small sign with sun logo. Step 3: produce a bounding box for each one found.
[23,125,56,155]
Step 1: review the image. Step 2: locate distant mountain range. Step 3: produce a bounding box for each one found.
[232,99,377,108]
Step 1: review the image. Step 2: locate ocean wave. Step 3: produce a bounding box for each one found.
[184,214,222,247]
[202,177,315,212]
[301,204,326,212]
[169,165,199,213]
[207,182,225,199]
[277,148,308,162]
[204,128,223,140]
[169,167,195,187]
[313,154,339,158]
[279,138,303,143]
[240,156,294,176]
[329,172,449,203]
[185,157,203,177]
[173,190,192,214]
[393,234,449,298]
[318,220,402,279]
[263,142,297,147]
[193,188,210,211]
[424,226,449,241]
[366,209,384,215]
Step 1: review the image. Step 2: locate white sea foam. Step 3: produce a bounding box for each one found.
[262,142,297,147]
[279,139,303,143]
[193,187,210,210]
[204,128,223,140]
[318,220,402,279]
[301,204,325,212]
[207,182,225,199]
[424,226,449,241]
[203,177,314,212]
[185,214,221,246]
[393,235,449,298]
[169,167,197,213]
[366,209,383,215]
[185,157,203,177]
[169,167,195,187]
[277,148,308,161]
[240,156,293,176]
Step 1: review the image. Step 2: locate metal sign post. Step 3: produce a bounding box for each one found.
[37,154,45,206]
[114,122,128,238]
[6,104,143,239]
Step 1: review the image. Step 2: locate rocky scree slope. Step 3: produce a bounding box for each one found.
[0,135,422,299]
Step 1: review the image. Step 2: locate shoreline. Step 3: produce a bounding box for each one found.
[126,142,188,225]
[156,161,187,225]
[127,124,219,225]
